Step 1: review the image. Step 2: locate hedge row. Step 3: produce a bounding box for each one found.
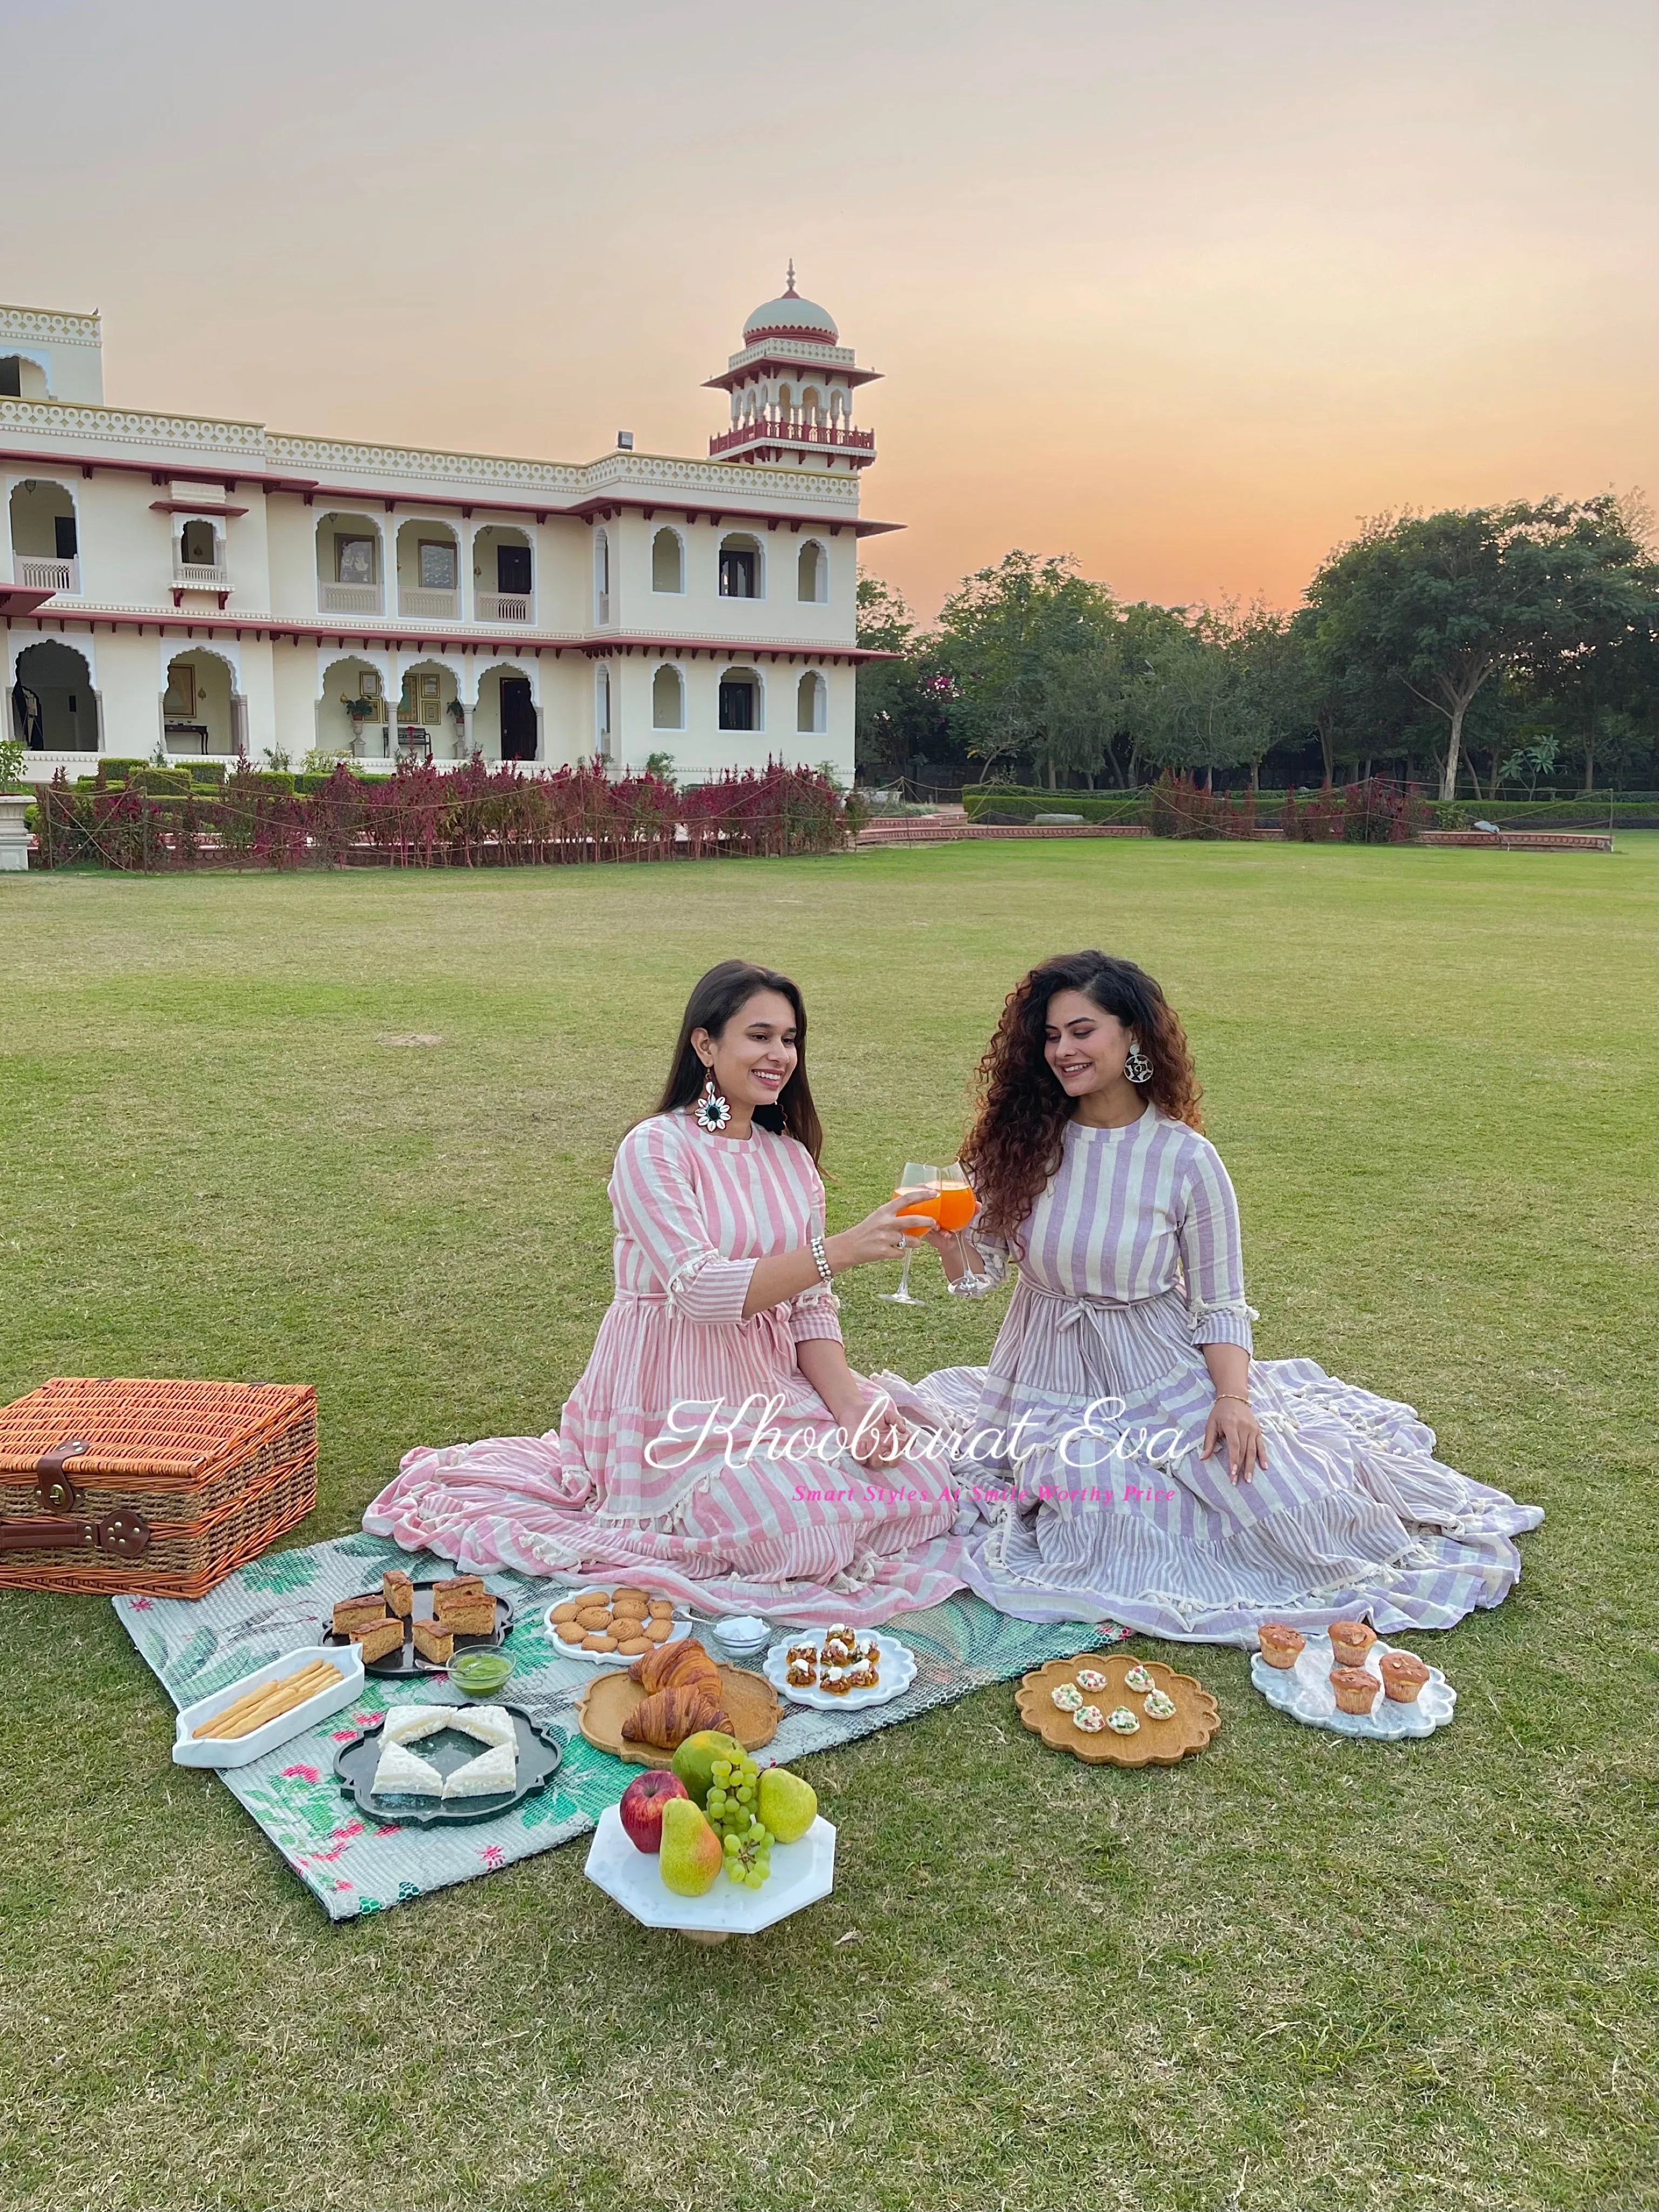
[962,786,1658,830]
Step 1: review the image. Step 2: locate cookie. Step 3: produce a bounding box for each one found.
[574,1590,609,1608]
[611,1597,649,1619]
[581,1631,618,1652]
[575,1606,613,1632]
[551,1600,582,1623]
[616,1636,651,1656]
[554,1619,587,1644]
[612,1586,649,1605]
[648,1598,675,1618]
[643,1618,673,1643]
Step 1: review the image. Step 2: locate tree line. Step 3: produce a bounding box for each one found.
[855,496,1659,800]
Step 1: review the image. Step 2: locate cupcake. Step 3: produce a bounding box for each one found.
[1257,1622,1305,1670]
[1051,1681,1085,1712]
[1107,1707,1141,1734]
[1330,1665,1381,1716]
[1073,1705,1107,1733]
[1328,1621,1378,1669]
[1378,1650,1431,1703]
[1142,1689,1178,1721]
[1122,1664,1156,1694]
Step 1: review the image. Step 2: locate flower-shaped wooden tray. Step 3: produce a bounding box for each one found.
[1015,1651,1219,1766]
[577,1663,780,1766]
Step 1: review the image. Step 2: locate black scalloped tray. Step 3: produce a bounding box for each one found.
[333,1703,563,1826]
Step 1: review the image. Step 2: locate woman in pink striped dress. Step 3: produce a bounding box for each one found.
[366,962,968,1625]
[914,951,1543,1643]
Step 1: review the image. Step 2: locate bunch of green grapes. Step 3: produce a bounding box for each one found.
[705,1753,772,1887]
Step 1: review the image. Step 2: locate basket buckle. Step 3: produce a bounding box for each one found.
[35,1440,89,1514]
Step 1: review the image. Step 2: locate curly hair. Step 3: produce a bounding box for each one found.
[960,951,1203,1239]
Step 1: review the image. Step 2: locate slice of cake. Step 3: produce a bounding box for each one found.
[371,1739,444,1797]
[443,1740,517,1798]
[382,1569,415,1618]
[382,1703,452,1745]
[332,1594,390,1636]
[410,1616,455,1664]
[434,1592,497,1637]
[350,1616,406,1664]
[447,1704,514,1749]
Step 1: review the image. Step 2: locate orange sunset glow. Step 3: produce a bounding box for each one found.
[7,0,1654,615]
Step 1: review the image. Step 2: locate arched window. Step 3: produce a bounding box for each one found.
[797,670,827,735]
[595,665,612,758]
[652,663,685,731]
[718,667,762,734]
[12,638,98,751]
[651,528,685,594]
[594,529,611,622]
[179,519,217,568]
[0,354,50,399]
[797,540,827,603]
[719,533,763,600]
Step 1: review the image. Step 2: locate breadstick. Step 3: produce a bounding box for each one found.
[206,1665,339,1740]
[194,1662,339,1739]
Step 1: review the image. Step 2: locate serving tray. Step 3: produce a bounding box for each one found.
[761,1631,916,1711]
[577,1664,779,1765]
[333,1702,563,1826]
[321,1579,514,1678]
[1015,1651,1219,1767]
[1250,1630,1455,1739]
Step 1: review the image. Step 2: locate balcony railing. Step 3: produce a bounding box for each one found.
[476,591,532,624]
[400,587,460,621]
[16,554,79,594]
[173,562,230,591]
[319,582,383,615]
[708,420,875,459]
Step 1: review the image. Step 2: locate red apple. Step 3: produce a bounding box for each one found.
[619,1767,689,1853]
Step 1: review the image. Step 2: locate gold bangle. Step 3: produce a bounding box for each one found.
[1213,1391,1252,1408]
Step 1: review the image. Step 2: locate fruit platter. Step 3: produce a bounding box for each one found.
[1250,1622,1455,1740]
[761,1625,916,1711]
[584,1736,835,1939]
[1015,1651,1219,1766]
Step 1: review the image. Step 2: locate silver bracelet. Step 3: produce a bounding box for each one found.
[809,1234,834,1288]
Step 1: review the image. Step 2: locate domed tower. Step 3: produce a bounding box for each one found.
[705,266,880,472]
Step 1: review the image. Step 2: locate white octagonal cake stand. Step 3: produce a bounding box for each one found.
[583,1805,836,1941]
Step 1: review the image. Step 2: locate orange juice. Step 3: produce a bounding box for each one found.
[894,1185,942,1235]
[935,1182,977,1233]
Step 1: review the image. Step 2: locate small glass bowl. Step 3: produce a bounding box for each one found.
[449,1650,515,1697]
[710,1615,771,1660]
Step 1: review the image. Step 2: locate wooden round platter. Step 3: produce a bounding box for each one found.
[577,1663,780,1766]
[1015,1651,1219,1767]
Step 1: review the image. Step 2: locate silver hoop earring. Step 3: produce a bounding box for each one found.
[1123,1039,1153,1085]
[693,1070,732,1132]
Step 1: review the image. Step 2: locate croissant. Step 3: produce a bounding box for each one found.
[629,1637,720,1696]
[620,1683,732,1749]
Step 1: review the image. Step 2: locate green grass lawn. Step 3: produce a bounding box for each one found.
[0,838,1653,2212]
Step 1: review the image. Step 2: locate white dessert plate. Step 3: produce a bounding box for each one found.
[762,1631,916,1712]
[583,1803,836,1935]
[542,1601,691,1666]
[1251,1629,1455,1740]
[173,1643,365,1769]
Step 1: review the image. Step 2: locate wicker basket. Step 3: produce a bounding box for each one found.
[0,1378,317,1598]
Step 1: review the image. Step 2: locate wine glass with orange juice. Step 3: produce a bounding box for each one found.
[935,1162,979,1235]
[880,1162,941,1305]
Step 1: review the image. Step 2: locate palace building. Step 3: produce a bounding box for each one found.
[1,271,891,782]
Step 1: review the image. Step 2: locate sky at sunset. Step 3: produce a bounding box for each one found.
[6,0,1654,617]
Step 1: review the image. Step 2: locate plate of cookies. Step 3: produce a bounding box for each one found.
[1250,1622,1454,1739]
[545,1586,689,1664]
[761,1625,916,1711]
[1015,1651,1219,1766]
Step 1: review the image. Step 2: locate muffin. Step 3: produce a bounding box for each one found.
[1328,1621,1378,1669]
[1378,1650,1432,1703]
[1330,1665,1381,1715]
[1257,1622,1305,1670]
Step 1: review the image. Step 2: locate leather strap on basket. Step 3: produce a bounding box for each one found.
[0,1443,151,1561]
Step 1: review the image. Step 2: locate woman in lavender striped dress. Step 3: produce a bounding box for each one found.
[912,951,1542,1643]
[366,962,967,1625]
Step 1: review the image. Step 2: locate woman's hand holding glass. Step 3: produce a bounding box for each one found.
[825,1195,930,1273]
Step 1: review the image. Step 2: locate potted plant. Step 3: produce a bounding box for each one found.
[0,734,33,872]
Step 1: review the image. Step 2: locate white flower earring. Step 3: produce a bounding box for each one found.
[1123,1038,1153,1085]
[694,1065,732,1132]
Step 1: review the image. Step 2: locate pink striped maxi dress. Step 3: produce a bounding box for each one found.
[364,1112,968,1625]
[913,1105,1543,1643]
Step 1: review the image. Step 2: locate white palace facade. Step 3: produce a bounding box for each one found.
[1,272,891,783]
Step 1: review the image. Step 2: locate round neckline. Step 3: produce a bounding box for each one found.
[1067,1105,1151,1140]
[676,1108,763,1148]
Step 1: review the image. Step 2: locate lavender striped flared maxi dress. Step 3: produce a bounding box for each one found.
[364,1112,968,1625]
[910,1105,1542,1643]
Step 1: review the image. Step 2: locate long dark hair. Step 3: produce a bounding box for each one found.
[653,959,824,1162]
[960,951,1202,1237]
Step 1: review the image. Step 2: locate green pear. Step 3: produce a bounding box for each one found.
[756,1765,817,1845]
[658,1796,723,1897]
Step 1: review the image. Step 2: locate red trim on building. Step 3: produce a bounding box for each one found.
[704,357,882,394]
[0,584,57,619]
[149,499,250,517]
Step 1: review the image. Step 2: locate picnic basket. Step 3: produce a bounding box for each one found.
[0,1378,317,1598]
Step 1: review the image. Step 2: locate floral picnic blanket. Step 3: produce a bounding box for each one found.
[114,1530,1122,1921]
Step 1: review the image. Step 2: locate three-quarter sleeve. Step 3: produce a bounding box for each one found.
[948,1216,1011,1300]
[609,1121,757,1324]
[1176,1141,1258,1350]
[785,1152,842,1343]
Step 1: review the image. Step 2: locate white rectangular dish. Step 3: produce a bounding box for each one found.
[172,1643,365,1769]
